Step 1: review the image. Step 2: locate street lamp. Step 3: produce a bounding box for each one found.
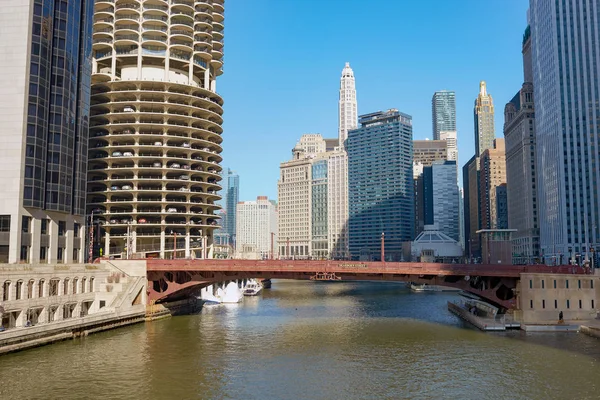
[591,247,595,269]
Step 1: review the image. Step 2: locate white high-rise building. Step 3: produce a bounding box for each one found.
[440,131,458,162]
[235,196,277,259]
[338,62,358,145]
[327,148,349,259]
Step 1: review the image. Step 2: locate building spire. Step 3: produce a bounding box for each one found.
[479,80,487,97]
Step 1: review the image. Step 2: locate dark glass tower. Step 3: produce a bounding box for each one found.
[347,110,414,261]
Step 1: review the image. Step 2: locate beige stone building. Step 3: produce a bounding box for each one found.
[479,139,507,230]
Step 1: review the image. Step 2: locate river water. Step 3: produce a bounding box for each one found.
[1,280,599,400]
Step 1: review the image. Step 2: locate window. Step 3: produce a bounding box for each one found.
[591,280,594,289]
[40,246,47,262]
[57,247,64,263]
[567,299,570,309]
[20,246,29,262]
[530,300,533,309]
[74,223,80,237]
[0,215,11,232]
[58,221,66,236]
[541,280,545,289]
[592,300,595,309]
[38,279,44,298]
[72,278,78,294]
[22,216,31,233]
[41,219,48,235]
[554,280,557,289]
[554,300,558,309]
[578,280,581,289]
[566,280,569,289]
[529,280,532,289]
[63,278,69,295]
[15,281,22,300]
[579,299,582,309]
[542,300,545,309]
[89,277,94,292]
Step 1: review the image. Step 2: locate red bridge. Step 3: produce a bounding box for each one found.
[144,259,587,310]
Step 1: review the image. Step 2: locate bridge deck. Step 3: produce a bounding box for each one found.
[147,259,585,278]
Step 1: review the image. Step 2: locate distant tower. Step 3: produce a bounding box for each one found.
[338,62,358,146]
[432,91,456,140]
[474,81,495,156]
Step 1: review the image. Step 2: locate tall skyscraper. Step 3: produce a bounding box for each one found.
[87,0,225,260]
[479,139,507,230]
[474,81,495,157]
[235,196,277,259]
[338,62,358,145]
[215,168,239,249]
[432,91,456,140]
[0,1,93,264]
[504,23,539,264]
[422,161,460,241]
[531,0,600,262]
[347,110,414,261]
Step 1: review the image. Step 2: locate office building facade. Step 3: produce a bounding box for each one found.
[504,24,539,263]
[347,110,414,261]
[423,161,460,241]
[432,91,456,140]
[530,0,600,261]
[0,0,93,264]
[235,196,277,259]
[86,0,225,260]
[463,155,481,259]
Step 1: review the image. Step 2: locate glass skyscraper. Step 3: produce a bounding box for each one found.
[530,0,600,262]
[0,0,93,263]
[432,90,456,140]
[347,110,414,261]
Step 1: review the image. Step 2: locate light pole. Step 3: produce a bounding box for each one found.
[591,247,595,269]
[380,232,385,262]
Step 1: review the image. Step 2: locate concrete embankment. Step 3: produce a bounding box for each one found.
[0,308,145,355]
[580,321,600,339]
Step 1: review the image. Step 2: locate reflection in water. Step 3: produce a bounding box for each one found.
[0,280,599,400]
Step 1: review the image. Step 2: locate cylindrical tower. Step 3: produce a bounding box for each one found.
[88,0,225,260]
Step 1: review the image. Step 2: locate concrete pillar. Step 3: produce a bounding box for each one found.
[105,231,111,257]
[204,68,210,90]
[160,230,166,259]
[185,231,190,259]
[65,219,74,263]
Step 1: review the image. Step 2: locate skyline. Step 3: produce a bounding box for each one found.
[219,0,530,201]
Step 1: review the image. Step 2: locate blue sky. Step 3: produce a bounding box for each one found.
[219,0,530,201]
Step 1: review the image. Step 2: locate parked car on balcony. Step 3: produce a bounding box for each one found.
[112,151,122,157]
[182,142,190,148]
[170,163,181,168]
[111,185,120,190]
[182,165,190,170]
[123,151,133,157]
[154,141,162,146]
[153,162,162,167]
[109,219,118,224]
[121,185,132,190]
[178,187,189,192]
[138,218,147,224]
[167,208,177,213]
[179,175,189,180]
[123,106,135,112]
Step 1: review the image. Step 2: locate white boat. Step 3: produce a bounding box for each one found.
[221,282,244,303]
[410,283,461,292]
[243,279,263,296]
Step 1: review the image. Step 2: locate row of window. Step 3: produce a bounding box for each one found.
[529,278,594,289]
[530,299,594,310]
[0,215,78,237]
[2,276,95,302]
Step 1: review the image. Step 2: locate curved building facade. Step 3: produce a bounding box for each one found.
[87,0,225,259]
